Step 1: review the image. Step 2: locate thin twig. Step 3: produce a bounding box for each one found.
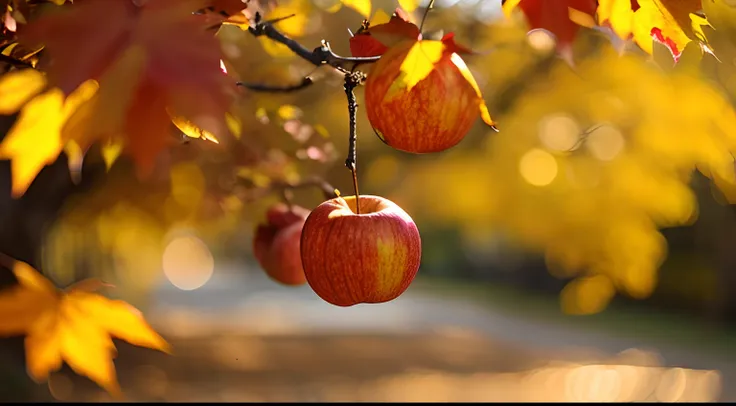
[248,12,380,73]
[343,71,365,214]
[237,77,314,92]
[0,54,33,69]
[419,0,436,34]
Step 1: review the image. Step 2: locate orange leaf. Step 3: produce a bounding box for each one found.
[0,259,170,397]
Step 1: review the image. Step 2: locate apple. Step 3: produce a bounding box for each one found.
[300,195,422,307]
[253,203,310,286]
[364,39,488,154]
[352,11,496,154]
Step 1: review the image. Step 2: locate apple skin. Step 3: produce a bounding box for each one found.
[253,204,310,286]
[300,195,422,307]
[364,39,482,154]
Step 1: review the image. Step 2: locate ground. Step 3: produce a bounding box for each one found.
[26,264,735,402]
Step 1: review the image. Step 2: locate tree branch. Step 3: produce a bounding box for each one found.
[248,12,380,73]
[236,77,314,92]
[0,54,33,69]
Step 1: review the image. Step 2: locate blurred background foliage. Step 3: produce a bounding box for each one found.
[4,0,736,329]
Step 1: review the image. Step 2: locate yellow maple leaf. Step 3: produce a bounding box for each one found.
[597,0,636,40]
[0,79,99,198]
[370,8,392,25]
[258,0,311,57]
[599,0,710,57]
[0,90,65,197]
[0,69,47,115]
[384,40,445,101]
[0,259,170,397]
[101,138,124,171]
[449,53,497,128]
[397,0,419,13]
[320,0,377,17]
[341,0,371,18]
[169,112,220,144]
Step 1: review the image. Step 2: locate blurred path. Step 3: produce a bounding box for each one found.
[55,263,732,402]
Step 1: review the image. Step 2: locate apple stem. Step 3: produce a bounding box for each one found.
[419,0,436,34]
[343,72,365,215]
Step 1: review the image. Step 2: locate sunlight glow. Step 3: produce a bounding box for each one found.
[162,234,215,291]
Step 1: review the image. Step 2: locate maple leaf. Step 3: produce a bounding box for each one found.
[598,0,711,61]
[342,0,372,18]
[195,0,249,29]
[15,0,234,181]
[0,78,98,197]
[385,40,445,97]
[349,8,419,57]
[502,0,597,56]
[0,68,46,115]
[0,259,170,397]
[321,0,372,18]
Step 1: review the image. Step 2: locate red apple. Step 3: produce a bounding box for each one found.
[253,203,310,286]
[364,39,486,154]
[300,195,422,307]
[352,11,496,154]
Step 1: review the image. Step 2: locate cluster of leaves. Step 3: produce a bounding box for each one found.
[501,0,711,63]
[397,0,736,314]
[0,0,430,397]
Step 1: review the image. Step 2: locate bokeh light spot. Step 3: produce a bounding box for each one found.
[587,125,625,161]
[527,29,557,54]
[162,234,214,291]
[519,148,558,186]
[539,114,581,151]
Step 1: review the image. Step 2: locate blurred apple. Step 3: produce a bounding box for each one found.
[300,195,422,306]
[253,203,310,286]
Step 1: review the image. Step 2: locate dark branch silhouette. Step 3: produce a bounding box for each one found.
[247,12,380,73]
[237,77,314,92]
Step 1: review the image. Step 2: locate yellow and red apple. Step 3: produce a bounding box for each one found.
[350,9,497,154]
[300,195,422,307]
[253,203,310,286]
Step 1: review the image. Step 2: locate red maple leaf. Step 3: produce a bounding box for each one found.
[349,8,419,58]
[17,0,235,175]
[510,0,597,49]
